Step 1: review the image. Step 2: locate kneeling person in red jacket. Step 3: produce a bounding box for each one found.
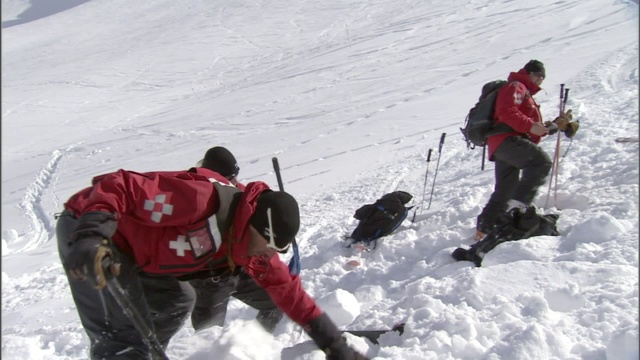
[189,146,282,332]
[57,167,366,359]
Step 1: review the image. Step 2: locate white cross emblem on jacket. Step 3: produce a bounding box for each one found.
[169,235,191,257]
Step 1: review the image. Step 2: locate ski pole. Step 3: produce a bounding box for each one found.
[427,132,446,210]
[411,148,433,224]
[545,84,565,208]
[553,88,570,204]
[272,157,301,276]
[102,259,169,360]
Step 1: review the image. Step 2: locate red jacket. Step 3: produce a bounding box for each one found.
[64,168,322,325]
[486,68,545,159]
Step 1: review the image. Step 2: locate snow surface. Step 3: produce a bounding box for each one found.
[2,0,638,359]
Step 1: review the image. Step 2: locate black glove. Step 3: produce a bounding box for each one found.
[544,121,559,135]
[305,313,369,360]
[64,236,120,289]
[64,211,120,289]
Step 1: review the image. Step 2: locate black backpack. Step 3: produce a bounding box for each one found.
[348,191,413,249]
[460,80,514,149]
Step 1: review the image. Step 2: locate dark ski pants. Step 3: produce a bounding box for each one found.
[57,211,195,359]
[479,136,552,226]
[189,272,283,332]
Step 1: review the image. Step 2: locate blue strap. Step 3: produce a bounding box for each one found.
[375,204,395,219]
[288,244,301,275]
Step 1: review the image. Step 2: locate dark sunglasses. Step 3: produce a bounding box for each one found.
[531,72,545,79]
[225,167,240,181]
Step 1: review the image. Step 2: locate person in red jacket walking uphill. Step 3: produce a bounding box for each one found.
[475,60,573,239]
[56,167,366,359]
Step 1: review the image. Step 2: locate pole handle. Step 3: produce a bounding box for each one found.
[559,84,565,116]
[438,133,446,153]
[427,149,433,162]
[562,88,570,113]
[272,157,285,191]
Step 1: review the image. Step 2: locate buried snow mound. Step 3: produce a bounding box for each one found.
[452,206,560,267]
[346,191,413,250]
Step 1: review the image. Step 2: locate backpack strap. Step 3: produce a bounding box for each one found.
[486,80,530,137]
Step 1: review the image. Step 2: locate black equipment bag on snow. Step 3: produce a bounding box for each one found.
[460,80,515,149]
[349,191,413,248]
[452,207,560,267]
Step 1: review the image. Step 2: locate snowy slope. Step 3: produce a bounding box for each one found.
[2,0,638,359]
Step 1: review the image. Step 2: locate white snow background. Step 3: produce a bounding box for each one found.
[2,0,639,359]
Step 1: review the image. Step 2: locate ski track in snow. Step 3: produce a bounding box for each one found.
[16,146,73,252]
[206,0,634,186]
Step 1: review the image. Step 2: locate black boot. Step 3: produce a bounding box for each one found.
[476,209,502,238]
[451,247,483,267]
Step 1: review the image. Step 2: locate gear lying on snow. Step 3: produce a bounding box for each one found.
[342,322,406,345]
[346,191,413,250]
[452,206,560,267]
[615,137,639,143]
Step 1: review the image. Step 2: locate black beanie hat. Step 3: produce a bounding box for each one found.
[250,191,300,251]
[524,60,545,78]
[201,147,240,179]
